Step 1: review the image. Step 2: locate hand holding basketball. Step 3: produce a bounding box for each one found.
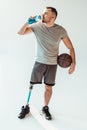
[68,62,75,74]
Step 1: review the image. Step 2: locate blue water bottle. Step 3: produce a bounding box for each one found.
[27,15,41,24]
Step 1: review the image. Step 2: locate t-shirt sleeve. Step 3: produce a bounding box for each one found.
[61,27,68,39]
[30,22,39,32]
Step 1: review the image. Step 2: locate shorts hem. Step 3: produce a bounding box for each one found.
[44,82,55,86]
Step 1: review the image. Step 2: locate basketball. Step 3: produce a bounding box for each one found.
[57,53,72,68]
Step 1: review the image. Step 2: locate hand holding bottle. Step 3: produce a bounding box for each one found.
[27,15,41,24]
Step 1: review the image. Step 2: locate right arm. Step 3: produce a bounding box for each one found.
[17,22,33,35]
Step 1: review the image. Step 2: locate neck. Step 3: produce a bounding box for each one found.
[43,21,55,27]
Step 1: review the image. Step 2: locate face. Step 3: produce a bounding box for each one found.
[42,8,55,23]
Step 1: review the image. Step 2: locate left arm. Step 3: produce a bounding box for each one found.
[62,36,76,74]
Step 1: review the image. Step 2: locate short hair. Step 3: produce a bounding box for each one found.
[46,7,58,19]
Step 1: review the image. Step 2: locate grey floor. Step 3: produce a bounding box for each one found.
[0,55,87,130]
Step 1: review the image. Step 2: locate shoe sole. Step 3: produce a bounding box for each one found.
[40,111,52,120]
[18,112,30,119]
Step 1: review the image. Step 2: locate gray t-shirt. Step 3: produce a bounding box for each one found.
[30,22,68,65]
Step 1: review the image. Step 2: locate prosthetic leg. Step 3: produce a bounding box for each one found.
[18,84,33,119]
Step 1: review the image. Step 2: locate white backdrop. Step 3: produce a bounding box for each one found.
[0,0,87,130]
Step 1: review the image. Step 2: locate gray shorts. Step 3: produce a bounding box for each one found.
[30,62,57,86]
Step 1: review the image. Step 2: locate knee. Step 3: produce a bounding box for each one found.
[45,85,52,92]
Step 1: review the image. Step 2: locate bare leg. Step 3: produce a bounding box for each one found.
[44,85,52,106]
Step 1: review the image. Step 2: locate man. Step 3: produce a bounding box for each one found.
[18,7,76,120]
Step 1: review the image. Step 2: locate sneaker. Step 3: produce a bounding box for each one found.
[42,106,52,120]
[18,105,30,119]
